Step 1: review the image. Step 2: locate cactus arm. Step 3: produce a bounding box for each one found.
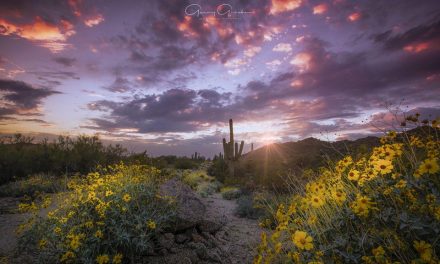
[229,119,234,142]
[223,138,228,159]
[238,141,244,157]
[234,142,238,159]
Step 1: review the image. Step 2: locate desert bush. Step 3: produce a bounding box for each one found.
[234,195,265,220]
[0,173,67,198]
[174,157,198,170]
[182,170,221,197]
[255,124,440,263]
[207,156,228,182]
[220,186,242,200]
[196,181,222,197]
[182,170,214,188]
[17,163,176,263]
[0,134,127,184]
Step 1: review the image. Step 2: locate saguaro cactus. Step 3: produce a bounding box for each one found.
[222,119,244,177]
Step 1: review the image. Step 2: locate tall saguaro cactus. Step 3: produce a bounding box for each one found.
[222,119,244,177]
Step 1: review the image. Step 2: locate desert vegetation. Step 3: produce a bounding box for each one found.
[253,116,440,263]
[0,116,439,264]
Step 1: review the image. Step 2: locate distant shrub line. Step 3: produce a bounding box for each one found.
[0,134,205,185]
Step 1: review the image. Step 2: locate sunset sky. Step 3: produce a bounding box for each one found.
[0,0,439,156]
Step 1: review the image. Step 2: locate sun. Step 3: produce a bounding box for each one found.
[260,135,277,146]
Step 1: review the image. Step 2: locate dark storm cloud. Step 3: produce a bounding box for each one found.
[0,79,60,109]
[0,79,60,119]
[373,19,440,51]
[0,0,75,23]
[0,0,103,25]
[86,87,233,133]
[28,70,80,88]
[29,70,80,80]
[53,56,76,67]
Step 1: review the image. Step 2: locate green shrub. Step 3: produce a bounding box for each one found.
[182,170,214,189]
[234,195,264,220]
[196,181,222,197]
[0,174,67,198]
[174,158,198,170]
[17,164,176,263]
[220,186,242,200]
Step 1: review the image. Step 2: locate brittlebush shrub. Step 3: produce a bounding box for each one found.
[0,173,66,198]
[255,125,440,264]
[17,163,176,263]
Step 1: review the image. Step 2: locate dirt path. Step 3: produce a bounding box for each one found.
[0,197,25,262]
[202,193,262,264]
[0,195,58,264]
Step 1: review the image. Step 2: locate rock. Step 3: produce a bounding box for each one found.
[191,233,205,243]
[157,233,175,250]
[188,242,208,260]
[159,179,206,231]
[175,233,189,244]
[198,218,225,233]
[201,232,220,247]
[145,249,199,264]
[214,230,229,244]
[206,248,223,263]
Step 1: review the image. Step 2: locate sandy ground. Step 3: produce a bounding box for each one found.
[0,197,26,261]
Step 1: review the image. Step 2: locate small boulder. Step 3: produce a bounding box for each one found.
[175,233,190,244]
[159,178,206,231]
[157,233,175,250]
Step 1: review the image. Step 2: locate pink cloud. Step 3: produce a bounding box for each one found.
[270,0,303,15]
[348,12,361,22]
[84,14,105,27]
[0,17,75,53]
[313,4,328,15]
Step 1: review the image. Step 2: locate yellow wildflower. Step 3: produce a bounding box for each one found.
[351,194,374,217]
[292,230,314,250]
[372,246,385,257]
[395,180,407,189]
[38,239,47,249]
[113,253,123,264]
[275,242,282,253]
[331,189,346,204]
[147,219,156,230]
[69,234,82,250]
[96,254,110,264]
[413,240,432,262]
[122,194,131,203]
[95,230,103,239]
[347,169,360,181]
[60,251,75,262]
[374,159,393,174]
[88,191,96,201]
[419,158,440,175]
[85,221,94,228]
[54,227,62,234]
[309,194,325,208]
